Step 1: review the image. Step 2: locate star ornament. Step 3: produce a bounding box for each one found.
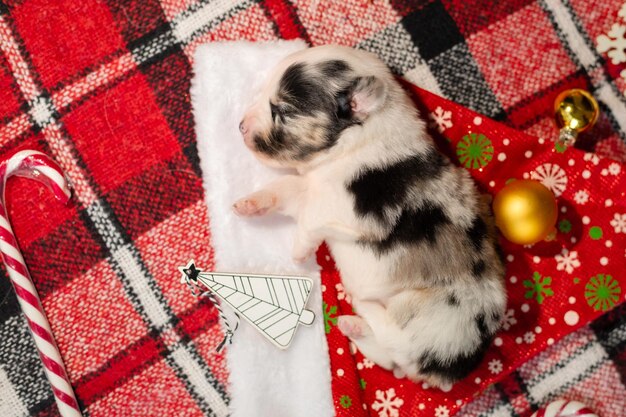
[179,260,202,283]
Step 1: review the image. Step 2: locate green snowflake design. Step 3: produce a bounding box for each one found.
[523,272,554,304]
[573,277,581,284]
[340,395,352,409]
[323,302,337,334]
[585,274,621,312]
[359,378,367,390]
[456,133,494,169]
[554,140,568,154]
[559,219,572,233]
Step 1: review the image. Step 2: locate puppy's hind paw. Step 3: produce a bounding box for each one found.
[337,315,370,339]
[233,192,277,217]
[393,368,406,379]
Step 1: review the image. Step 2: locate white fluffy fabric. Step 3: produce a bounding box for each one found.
[191,41,334,417]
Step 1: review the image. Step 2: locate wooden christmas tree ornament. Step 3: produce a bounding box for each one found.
[180,260,315,349]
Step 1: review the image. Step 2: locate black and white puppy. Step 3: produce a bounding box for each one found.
[233,45,506,388]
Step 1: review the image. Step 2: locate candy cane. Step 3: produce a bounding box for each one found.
[530,400,598,417]
[0,150,82,417]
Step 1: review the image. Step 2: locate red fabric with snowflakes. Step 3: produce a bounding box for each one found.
[320,85,626,417]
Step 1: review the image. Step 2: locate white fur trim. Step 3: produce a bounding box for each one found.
[191,41,334,417]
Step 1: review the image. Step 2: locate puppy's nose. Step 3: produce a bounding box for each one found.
[239,120,248,134]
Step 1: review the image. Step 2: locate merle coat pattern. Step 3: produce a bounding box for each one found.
[234,45,506,388]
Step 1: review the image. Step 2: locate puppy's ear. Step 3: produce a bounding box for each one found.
[350,76,387,120]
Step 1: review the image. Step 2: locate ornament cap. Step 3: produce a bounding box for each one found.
[557,127,577,148]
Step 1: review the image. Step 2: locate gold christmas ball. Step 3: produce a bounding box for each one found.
[554,89,599,145]
[493,180,558,245]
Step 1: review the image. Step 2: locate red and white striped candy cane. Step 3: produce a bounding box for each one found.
[0,150,82,417]
[531,400,598,417]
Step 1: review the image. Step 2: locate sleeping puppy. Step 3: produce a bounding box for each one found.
[233,45,506,388]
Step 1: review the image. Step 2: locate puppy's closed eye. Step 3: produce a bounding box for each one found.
[270,102,279,121]
[270,102,295,124]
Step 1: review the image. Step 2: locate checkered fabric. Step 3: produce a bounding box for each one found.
[457,304,626,417]
[0,1,624,417]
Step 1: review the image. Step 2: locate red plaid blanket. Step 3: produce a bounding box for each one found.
[0,1,625,416]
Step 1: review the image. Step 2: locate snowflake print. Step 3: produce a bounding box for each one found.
[523,272,554,304]
[428,106,453,133]
[335,283,352,304]
[501,309,517,330]
[573,190,589,205]
[456,133,494,169]
[488,359,503,374]
[597,23,626,64]
[435,405,450,417]
[362,358,374,369]
[559,219,572,233]
[555,140,568,153]
[530,163,567,197]
[609,162,621,175]
[339,395,352,409]
[323,302,337,334]
[583,153,600,165]
[524,331,536,344]
[357,357,375,370]
[555,248,581,274]
[585,274,622,311]
[611,213,626,233]
[371,388,404,417]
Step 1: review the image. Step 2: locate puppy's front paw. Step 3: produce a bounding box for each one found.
[233,192,277,217]
[292,246,315,264]
[292,237,318,263]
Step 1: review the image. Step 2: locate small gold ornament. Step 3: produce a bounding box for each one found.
[554,88,600,148]
[493,180,558,245]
